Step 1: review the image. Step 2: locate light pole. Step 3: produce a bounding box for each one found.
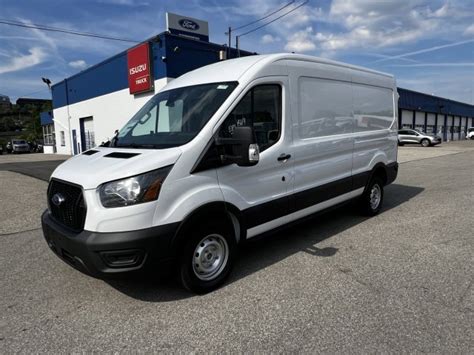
[42,77,52,90]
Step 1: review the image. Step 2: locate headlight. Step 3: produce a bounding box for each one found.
[99,165,172,208]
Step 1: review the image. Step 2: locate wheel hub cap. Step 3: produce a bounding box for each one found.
[192,234,229,281]
[370,184,381,210]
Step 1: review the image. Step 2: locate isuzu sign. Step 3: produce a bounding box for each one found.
[127,42,153,95]
[166,12,209,41]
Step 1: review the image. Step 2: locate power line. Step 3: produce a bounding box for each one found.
[236,0,309,38]
[0,19,140,43]
[231,1,295,32]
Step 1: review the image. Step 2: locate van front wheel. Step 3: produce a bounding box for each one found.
[179,221,236,294]
[359,177,384,216]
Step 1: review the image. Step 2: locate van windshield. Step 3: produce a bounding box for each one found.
[115,82,237,149]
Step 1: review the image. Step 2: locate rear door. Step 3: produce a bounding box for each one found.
[215,78,293,237]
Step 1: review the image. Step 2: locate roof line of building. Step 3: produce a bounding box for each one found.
[51,32,251,90]
[51,34,163,90]
[398,87,473,108]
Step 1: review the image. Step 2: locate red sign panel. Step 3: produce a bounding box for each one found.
[127,43,153,94]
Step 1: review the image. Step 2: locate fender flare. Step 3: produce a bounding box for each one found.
[363,162,389,193]
[170,201,244,256]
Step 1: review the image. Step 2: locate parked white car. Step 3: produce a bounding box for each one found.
[466,127,474,140]
[42,54,399,293]
[10,139,30,153]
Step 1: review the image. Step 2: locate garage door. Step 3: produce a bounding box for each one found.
[426,113,436,134]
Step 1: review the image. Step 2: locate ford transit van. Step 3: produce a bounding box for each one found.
[42,54,398,293]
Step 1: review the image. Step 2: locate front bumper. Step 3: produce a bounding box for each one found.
[41,210,179,277]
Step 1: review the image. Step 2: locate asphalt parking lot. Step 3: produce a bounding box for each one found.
[0,152,68,181]
[1,142,473,352]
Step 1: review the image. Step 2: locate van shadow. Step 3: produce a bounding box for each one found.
[105,183,423,301]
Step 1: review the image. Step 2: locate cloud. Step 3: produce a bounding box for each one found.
[371,39,474,64]
[322,1,442,50]
[284,26,316,52]
[68,60,87,70]
[465,24,474,36]
[261,34,280,44]
[281,1,473,54]
[397,70,474,104]
[98,0,149,6]
[388,62,474,67]
[0,47,46,75]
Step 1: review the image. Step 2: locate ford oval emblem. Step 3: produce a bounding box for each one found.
[51,193,65,206]
[179,19,200,31]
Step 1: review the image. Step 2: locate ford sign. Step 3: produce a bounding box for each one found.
[166,12,209,41]
[179,19,200,31]
[51,193,65,206]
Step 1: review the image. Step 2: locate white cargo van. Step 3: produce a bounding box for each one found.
[42,54,398,293]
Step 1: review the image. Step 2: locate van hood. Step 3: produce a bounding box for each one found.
[51,146,182,190]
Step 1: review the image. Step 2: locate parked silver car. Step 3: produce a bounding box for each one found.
[10,139,30,153]
[398,129,442,147]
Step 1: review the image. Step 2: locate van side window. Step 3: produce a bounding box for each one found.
[219,84,281,152]
[353,84,394,132]
[298,77,353,139]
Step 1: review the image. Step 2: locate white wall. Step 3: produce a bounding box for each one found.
[53,78,169,155]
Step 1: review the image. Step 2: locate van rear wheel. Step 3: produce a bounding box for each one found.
[178,221,236,294]
[359,177,384,216]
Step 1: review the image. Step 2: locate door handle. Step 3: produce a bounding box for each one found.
[277,153,291,162]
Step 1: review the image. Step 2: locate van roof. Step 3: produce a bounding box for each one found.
[164,53,394,91]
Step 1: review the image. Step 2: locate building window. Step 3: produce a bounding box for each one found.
[42,124,55,145]
[60,131,65,146]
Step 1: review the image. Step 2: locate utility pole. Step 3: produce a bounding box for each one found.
[228,27,231,57]
[64,78,73,155]
[225,27,232,58]
[236,36,240,57]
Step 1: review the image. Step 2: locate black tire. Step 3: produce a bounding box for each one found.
[420,139,430,147]
[398,140,404,146]
[178,220,236,294]
[359,177,384,216]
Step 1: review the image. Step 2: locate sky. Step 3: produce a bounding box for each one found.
[0,0,473,104]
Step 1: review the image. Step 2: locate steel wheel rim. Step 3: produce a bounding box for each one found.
[422,140,429,147]
[192,234,229,281]
[370,184,381,210]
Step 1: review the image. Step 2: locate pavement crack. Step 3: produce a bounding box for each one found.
[0,227,41,236]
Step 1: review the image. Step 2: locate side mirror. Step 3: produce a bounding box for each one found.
[215,126,260,167]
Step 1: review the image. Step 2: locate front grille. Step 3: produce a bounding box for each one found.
[48,179,86,231]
